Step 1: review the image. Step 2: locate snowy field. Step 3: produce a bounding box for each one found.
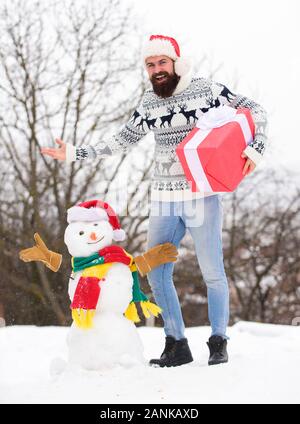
[0,321,299,404]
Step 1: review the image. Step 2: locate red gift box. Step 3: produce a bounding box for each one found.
[176,106,255,192]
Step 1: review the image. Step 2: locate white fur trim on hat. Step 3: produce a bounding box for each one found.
[143,38,178,62]
[172,59,194,95]
[174,56,192,77]
[67,206,109,224]
[112,229,126,241]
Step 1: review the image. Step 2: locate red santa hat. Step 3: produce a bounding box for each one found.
[67,200,126,242]
[142,34,192,77]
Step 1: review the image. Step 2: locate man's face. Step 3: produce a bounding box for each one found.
[145,55,180,98]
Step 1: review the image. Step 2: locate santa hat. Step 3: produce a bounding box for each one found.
[67,199,126,242]
[142,34,192,77]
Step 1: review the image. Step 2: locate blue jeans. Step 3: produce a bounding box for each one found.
[147,195,229,340]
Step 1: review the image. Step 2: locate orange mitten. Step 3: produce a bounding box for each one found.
[134,242,178,277]
[19,233,62,272]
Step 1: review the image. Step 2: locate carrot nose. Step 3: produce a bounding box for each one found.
[90,232,97,241]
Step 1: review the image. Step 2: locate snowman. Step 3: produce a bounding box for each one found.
[20,199,177,371]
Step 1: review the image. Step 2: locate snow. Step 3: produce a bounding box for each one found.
[1,321,300,404]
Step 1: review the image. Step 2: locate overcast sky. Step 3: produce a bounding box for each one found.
[130,0,300,171]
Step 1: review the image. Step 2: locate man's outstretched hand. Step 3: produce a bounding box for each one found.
[134,243,178,277]
[41,139,66,161]
[19,233,62,272]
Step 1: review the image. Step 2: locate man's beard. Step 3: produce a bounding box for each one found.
[151,72,180,98]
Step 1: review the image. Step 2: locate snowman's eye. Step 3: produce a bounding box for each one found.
[79,231,84,236]
[93,223,98,226]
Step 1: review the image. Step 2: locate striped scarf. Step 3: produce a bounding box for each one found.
[71,245,161,329]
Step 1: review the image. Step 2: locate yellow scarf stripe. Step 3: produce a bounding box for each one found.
[81,263,113,279]
[124,302,140,323]
[72,309,82,327]
[141,301,162,318]
[72,308,96,329]
[124,301,162,323]
[130,263,138,273]
[124,250,134,267]
[140,301,150,318]
[85,309,96,328]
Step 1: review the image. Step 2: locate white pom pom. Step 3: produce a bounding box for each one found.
[174,56,193,77]
[113,229,126,241]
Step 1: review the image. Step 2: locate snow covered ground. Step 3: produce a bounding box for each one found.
[0,321,299,404]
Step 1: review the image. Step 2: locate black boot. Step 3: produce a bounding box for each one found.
[207,335,228,366]
[149,336,193,367]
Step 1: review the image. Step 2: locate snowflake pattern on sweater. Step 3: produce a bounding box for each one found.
[75,77,268,201]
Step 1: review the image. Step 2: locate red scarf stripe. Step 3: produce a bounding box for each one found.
[71,276,101,310]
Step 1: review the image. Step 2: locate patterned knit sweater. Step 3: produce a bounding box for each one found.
[66,74,268,202]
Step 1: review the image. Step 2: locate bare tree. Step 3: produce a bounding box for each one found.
[0,0,153,325]
[222,168,300,324]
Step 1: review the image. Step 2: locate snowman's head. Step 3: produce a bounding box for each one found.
[64,200,126,258]
[64,220,114,257]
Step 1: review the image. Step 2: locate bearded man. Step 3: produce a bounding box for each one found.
[42,35,268,367]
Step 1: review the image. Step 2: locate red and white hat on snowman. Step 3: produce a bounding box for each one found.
[67,200,126,241]
[142,34,192,78]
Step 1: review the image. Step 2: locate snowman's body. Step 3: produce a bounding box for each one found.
[64,217,145,371]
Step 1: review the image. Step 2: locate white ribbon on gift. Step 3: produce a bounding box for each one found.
[183,105,253,192]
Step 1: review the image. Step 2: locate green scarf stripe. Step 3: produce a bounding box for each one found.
[131,270,148,303]
[72,253,105,273]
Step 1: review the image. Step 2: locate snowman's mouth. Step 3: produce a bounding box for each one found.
[87,236,104,244]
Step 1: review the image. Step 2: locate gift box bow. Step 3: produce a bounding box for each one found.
[176,105,255,192]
